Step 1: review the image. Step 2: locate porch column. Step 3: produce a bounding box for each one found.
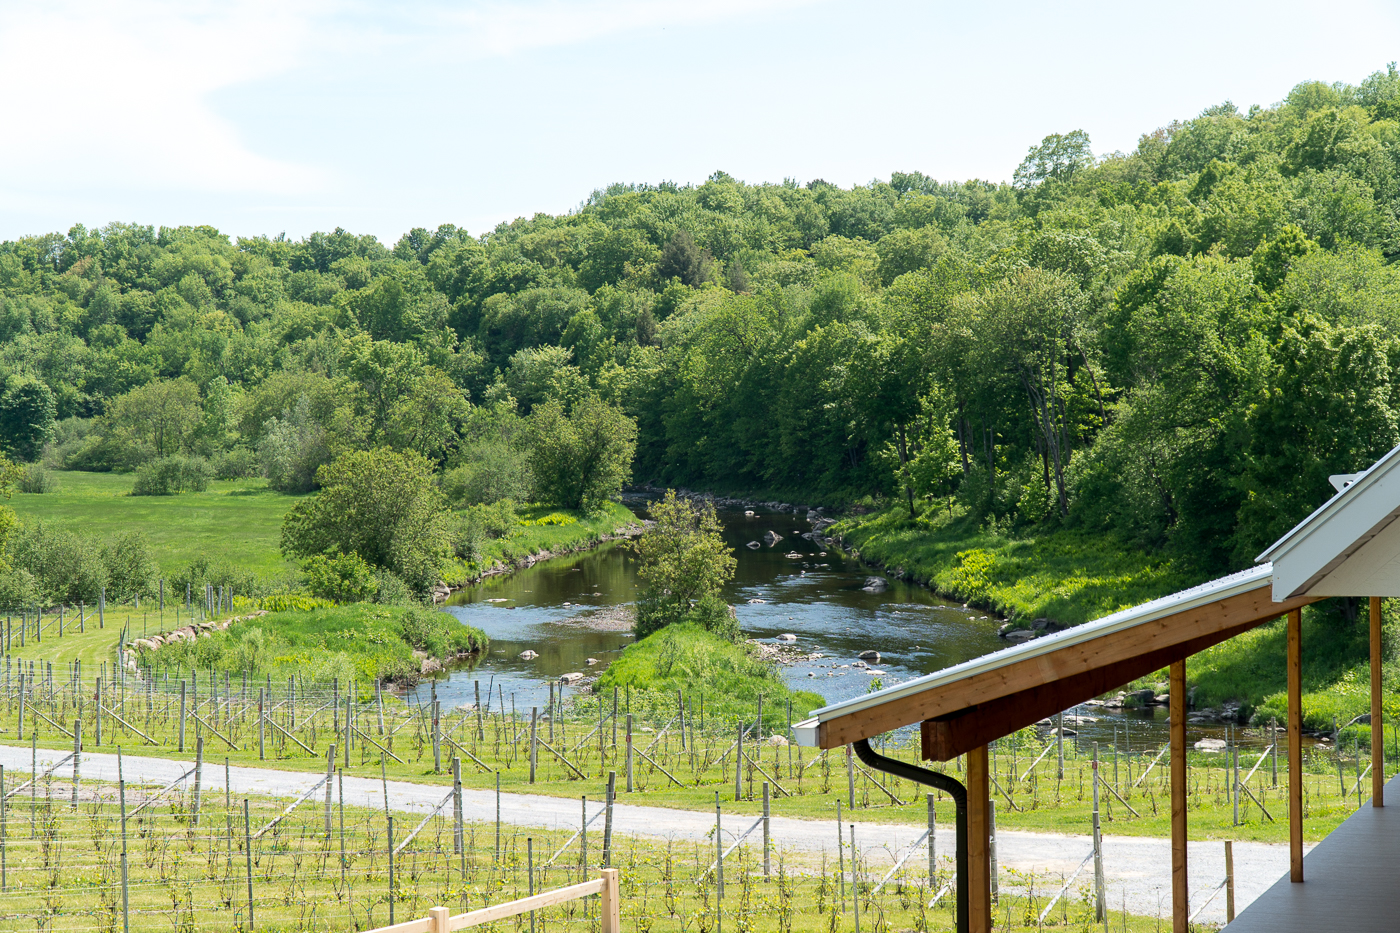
[966,744,992,933]
[1289,608,1303,881]
[1372,595,1384,807]
[1170,659,1188,933]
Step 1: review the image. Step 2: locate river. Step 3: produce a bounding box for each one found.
[420,503,1284,756]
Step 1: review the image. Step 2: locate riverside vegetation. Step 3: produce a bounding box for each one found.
[5,67,1400,799]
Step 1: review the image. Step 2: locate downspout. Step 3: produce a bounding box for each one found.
[853,739,968,933]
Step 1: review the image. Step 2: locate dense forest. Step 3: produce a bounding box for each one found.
[6,69,1400,579]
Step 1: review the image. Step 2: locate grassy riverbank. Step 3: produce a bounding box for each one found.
[834,503,1389,732]
[453,500,641,583]
[832,505,1200,627]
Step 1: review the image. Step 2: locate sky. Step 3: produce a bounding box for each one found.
[1,0,1398,246]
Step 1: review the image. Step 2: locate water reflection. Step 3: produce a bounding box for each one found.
[418,504,1271,754]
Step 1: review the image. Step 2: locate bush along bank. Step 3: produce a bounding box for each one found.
[131,603,488,687]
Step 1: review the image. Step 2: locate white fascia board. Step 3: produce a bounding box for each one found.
[803,564,1273,731]
[1256,443,1400,565]
[1255,444,1400,599]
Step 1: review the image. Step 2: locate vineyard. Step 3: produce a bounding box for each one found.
[0,601,1388,930]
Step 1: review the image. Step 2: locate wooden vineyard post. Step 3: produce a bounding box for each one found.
[530,707,538,783]
[243,798,255,930]
[1170,659,1188,933]
[325,744,336,838]
[626,714,633,792]
[120,780,130,933]
[191,736,204,826]
[762,782,771,877]
[603,770,616,867]
[1373,595,1384,806]
[1289,608,1304,882]
[967,743,991,933]
[846,743,856,809]
[927,793,936,885]
[387,815,396,925]
[1225,840,1235,923]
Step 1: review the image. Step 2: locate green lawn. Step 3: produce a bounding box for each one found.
[8,471,304,577]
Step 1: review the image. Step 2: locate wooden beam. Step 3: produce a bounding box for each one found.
[1170,659,1187,933]
[966,745,992,933]
[1373,595,1384,808]
[1288,608,1303,883]
[818,588,1317,749]
[921,614,1281,761]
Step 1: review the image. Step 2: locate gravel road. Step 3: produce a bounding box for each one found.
[0,743,1305,925]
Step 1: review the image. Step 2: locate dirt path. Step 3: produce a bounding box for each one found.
[0,743,1301,925]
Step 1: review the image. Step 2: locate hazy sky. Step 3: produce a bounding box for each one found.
[2,0,1398,245]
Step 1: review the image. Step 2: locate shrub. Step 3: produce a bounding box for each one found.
[400,606,486,658]
[7,522,106,605]
[259,395,331,493]
[100,532,157,603]
[16,463,58,494]
[169,556,257,603]
[451,501,519,561]
[371,569,416,605]
[280,448,451,593]
[131,455,212,495]
[212,447,261,480]
[301,551,378,603]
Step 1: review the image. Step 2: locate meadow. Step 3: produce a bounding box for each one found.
[8,472,303,579]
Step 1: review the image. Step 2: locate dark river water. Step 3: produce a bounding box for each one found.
[418,503,1286,755]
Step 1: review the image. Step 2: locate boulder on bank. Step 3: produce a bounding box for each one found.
[1195,737,1227,752]
[559,672,584,686]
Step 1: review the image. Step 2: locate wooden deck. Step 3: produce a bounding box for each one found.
[1229,772,1400,931]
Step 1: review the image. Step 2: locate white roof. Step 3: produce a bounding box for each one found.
[793,563,1273,747]
[1256,442,1400,599]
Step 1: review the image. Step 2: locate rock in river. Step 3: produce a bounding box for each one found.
[559,672,585,686]
[763,530,783,546]
[519,650,539,660]
[857,650,881,662]
[862,576,888,593]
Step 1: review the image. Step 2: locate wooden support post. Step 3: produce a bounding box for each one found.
[1170,659,1187,933]
[967,744,992,933]
[1289,608,1304,882]
[1372,595,1384,807]
[601,867,621,933]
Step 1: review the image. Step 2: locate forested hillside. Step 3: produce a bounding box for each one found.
[6,70,1400,578]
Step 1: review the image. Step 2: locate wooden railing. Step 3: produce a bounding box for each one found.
[365,869,619,933]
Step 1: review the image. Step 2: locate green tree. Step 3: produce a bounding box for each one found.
[631,490,738,639]
[105,377,202,465]
[281,448,451,592]
[0,376,56,462]
[528,396,637,512]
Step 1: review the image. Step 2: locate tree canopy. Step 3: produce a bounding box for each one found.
[6,67,1400,573]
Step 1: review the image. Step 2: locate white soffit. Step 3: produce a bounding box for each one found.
[1257,442,1400,600]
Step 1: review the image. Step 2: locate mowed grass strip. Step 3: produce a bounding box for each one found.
[8,471,304,577]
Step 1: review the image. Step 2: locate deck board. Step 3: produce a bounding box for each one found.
[1229,772,1400,931]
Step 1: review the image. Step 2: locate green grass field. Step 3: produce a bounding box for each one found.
[8,471,304,578]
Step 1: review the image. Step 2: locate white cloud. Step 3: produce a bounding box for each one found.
[0,0,326,195]
[434,0,817,58]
